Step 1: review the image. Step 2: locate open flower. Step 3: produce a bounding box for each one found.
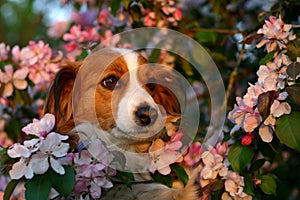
[184,142,203,167]
[22,113,55,137]
[30,132,69,175]
[224,171,251,199]
[73,139,115,199]
[0,42,10,61]
[259,100,291,142]
[256,16,296,52]
[149,133,183,175]
[0,65,29,97]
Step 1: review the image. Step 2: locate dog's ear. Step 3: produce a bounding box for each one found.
[44,61,81,135]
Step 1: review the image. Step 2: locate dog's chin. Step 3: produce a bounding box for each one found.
[111,126,163,142]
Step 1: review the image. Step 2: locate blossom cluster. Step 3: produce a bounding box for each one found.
[143,0,183,27]
[228,16,295,143]
[71,139,115,199]
[7,114,69,179]
[148,132,184,175]
[184,142,252,199]
[0,41,62,101]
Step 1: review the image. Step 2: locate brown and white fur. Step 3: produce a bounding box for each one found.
[44,48,197,199]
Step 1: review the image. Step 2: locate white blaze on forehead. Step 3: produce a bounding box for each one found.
[114,49,163,136]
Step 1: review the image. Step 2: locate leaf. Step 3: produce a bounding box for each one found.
[276,111,300,152]
[259,51,275,65]
[25,175,52,200]
[111,0,121,16]
[149,48,161,63]
[257,91,278,121]
[195,31,217,43]
[150,171,173,188]
[286,86,300,106]
[258,174,277,195]
[14,90,32,106]
[286,62,300,80]
[5,118,22,141]
[48,166,75,197]
[257,140,277,161]
[113,170,135,188]
[250,159,266,171]
[228,142,254,172]
[171,164,189,186]
[243,173,255,196]
[4,180,19,200]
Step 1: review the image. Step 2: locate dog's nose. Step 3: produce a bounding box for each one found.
[135,106,158,126]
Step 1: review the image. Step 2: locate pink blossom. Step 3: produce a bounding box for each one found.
[72,10,98,27]
[30,132,69,175]
[98,9,113,27]
[22,113,55,137]
[243,84,264,107]
[0,42,10,61]
[148,133,183,175]
[256,16,296,52]
[259,100,291,142]
[0,65,29,97]
[184,142,203,166]
[215,141,229,156]
[18,41,60,85]
[47,21,70,38]
[100,30,120,48]
[228,97,261,133]
[200,151,228,180]
[224,171,251,199]
[73,139,114,199]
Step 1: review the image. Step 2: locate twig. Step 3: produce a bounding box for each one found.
[226,42,246,103]
[191,27,246,35]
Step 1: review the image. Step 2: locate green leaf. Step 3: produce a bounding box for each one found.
[276,111,300,152]
[250,159,266,171]
[257,140,277,161]
[111,0,121,16]
[286,62,300,80]
[149,48,161,63]
[228,142,254,172]
[48,166,75,197]
[195,31,217,43]
[243,173,255,196]
[4,180,19,200]
[259,51,275,65]
[113,170,135,188]
[286,86,300,106]
[171,164,189,186]
[258,174,277,195]
[25,175,52,200]
[150,171,173,188]
[5,118,22,141]
[14,90,32,106]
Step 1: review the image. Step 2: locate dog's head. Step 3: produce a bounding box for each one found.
[44,48,182,145]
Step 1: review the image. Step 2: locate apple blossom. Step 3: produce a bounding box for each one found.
[22,113,55,137]
[224,171,251,199]
[0,65,29,97]
[183,141,203,167]
[72,139,115,199]
[256,16,296,52]
[149,132,183,175]
[0,42,10,61]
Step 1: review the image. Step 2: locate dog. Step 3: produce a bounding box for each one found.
[44,48,198,199]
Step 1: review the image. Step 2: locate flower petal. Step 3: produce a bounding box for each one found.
[31,152,49,174]
[8,143,31,158]
[3,83,13,97]
[259,124,273,143]
[13,79,28,90]
[13,67,29,80]
[50,157,65,175]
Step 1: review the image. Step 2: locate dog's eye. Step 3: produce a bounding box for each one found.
[101,76,119,90]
